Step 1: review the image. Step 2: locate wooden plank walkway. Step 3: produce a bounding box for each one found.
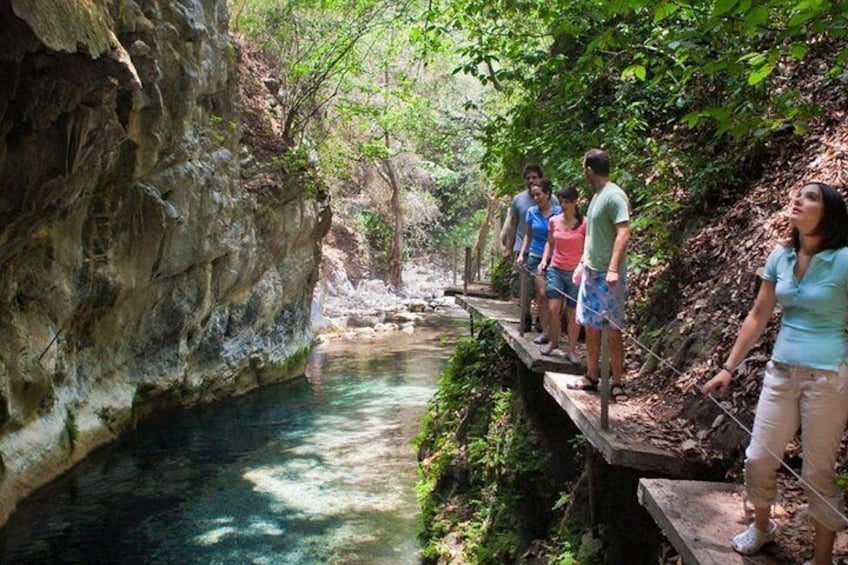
[454,295,579,373]
[455,294,710,477]
[444,283,499,299]
[638,479,783,565]
[453,291,848,564]
[545,372,711,477]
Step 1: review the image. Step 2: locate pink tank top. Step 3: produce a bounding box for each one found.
[549,217,586,271]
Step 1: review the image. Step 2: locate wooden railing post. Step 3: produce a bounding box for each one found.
[519,268,530,337]
[452,245,457,286]
[586,444,599,536]
[476,248,481,282]
[464,247,471,295]
[600,319,610,431]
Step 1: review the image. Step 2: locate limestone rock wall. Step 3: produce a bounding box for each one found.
[0,0,330,525]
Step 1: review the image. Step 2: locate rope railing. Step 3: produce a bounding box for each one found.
[514,262,848,527]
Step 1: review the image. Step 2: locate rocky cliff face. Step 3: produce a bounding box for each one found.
[0,0,330,525]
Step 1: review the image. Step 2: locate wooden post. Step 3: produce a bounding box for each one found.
[452,246,457,286]
[586,443,599,536]
[519,269,530,337]
[600,319,610,431]
[476,248,482,282]
[464,247,471,295]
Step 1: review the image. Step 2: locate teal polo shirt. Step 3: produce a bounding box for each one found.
[762,245,848,371]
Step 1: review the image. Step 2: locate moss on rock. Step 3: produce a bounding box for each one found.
[415,320,590,564]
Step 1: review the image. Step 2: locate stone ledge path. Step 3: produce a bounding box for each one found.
[453,293,759,564]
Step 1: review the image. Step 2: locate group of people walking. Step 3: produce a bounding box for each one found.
[501,150,848,565]
[502,148,631,400]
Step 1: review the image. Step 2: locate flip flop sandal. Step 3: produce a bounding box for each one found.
[566,376,598,391]
[610,384,629,401]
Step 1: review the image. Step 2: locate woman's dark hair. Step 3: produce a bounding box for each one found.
[531,177,553,196]
[789,182,848,251]
[557,186,583,229]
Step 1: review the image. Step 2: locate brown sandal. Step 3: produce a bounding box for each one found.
[610,383,628,401]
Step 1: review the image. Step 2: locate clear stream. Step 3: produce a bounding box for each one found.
[0,315,464,564]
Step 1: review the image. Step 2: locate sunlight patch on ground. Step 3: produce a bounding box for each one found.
[194,526,238,545]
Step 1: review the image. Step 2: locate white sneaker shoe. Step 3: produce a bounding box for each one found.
[731,520,777,555]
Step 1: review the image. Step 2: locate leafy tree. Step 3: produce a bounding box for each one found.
[232,0,494,287]
[426,0,848,262]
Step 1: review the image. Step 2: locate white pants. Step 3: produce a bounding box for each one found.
[745,360,848,531]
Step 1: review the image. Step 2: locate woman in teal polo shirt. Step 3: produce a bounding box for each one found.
[702,181,848,565]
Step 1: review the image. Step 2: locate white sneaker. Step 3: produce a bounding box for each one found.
[532,334,550,345]
[566,351,582,364]
[731,520,777,555]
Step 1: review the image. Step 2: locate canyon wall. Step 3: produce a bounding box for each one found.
[0,0,330,525]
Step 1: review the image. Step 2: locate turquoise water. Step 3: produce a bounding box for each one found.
[0,317,463,564]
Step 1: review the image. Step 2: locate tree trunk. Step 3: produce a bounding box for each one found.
[471,192,501,279]
[380,158,403,290]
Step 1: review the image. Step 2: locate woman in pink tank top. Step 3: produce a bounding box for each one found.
[540,186,586,362]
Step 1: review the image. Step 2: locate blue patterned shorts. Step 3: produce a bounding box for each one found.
[576,268,626,329]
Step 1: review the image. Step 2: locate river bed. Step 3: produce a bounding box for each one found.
[0,313,465,564]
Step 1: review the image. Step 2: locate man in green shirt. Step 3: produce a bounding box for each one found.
[570,149,631,399]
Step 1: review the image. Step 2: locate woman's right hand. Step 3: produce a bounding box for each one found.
[572,263,583,285]
[701,370,732,397]
[516,253,525,267]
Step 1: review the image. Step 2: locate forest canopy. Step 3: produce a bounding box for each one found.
[230,0,848,279]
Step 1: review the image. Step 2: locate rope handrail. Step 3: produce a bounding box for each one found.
[514,262,848,527]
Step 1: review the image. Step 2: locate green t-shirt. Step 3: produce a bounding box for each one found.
[584,182,630,272]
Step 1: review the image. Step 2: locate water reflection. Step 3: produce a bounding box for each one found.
[0,315,464,564]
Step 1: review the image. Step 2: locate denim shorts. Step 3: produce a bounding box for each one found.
[526,254,544,276]
[546,266,578,306]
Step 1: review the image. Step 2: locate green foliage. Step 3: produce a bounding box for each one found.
[415,321,571,563]
[232,0,493,276]
[66,411,80,449]
[490,255,513,299]
[836,473,848,493]
[426,0,848,263]
[355,210,394,271]
[285,343,314,370]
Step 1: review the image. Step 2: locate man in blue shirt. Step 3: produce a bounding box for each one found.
[501,165,558,328]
